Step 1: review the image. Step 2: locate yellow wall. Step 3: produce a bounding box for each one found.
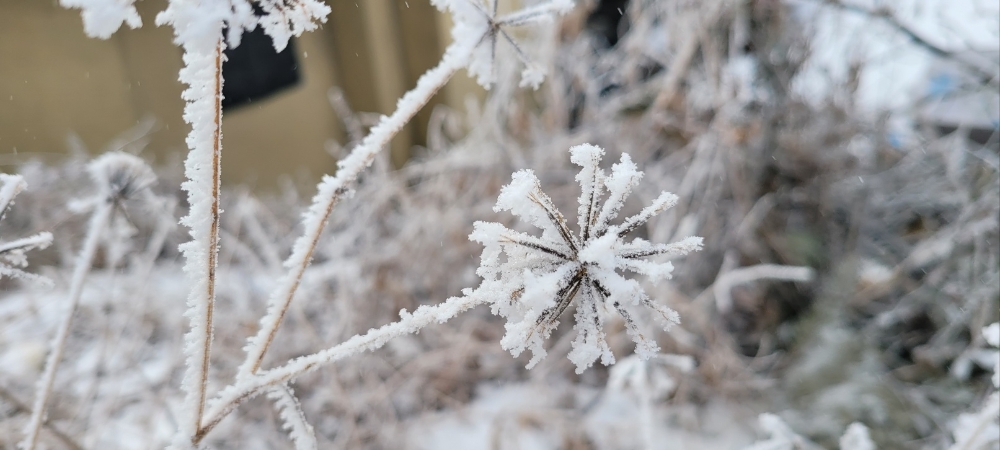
[0,0,478,190]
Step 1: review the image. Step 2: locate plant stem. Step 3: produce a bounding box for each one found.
[175,37,225,445]
[198,293,486,443]
[21,201,113,450]
[237,37,479,378]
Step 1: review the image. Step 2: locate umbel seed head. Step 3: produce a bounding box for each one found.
[470,143,703,373]
[88,152,157,202]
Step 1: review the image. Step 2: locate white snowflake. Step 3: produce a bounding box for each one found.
[470,144,703,373]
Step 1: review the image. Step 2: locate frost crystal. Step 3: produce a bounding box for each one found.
[471,144,703,373]
[59,0,142,39]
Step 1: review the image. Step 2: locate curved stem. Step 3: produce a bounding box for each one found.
[198,294,485,444]
[237,36,480,378]
[21,202,113,450]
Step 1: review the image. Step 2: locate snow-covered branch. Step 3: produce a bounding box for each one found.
[199,293,487,442]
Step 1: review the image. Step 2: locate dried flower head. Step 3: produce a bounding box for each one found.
[471,144,703,373]
[432,0,574,89]
[88,151,157,204]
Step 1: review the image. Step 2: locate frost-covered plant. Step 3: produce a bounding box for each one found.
[470,144,703,372]
[743,414,875,450]
[0,174,52,286]
[21,152,156,450]
[57,0,578,446]
[949,323,1000,450]
[607,354,695,450]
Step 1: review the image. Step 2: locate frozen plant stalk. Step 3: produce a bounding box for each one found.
[470,144,703,373]
[21,153,155,450]
[238,0,577,380]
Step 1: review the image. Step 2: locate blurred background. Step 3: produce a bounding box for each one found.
[1,0,999,448]
[1,0,486,188]
[2,0,996,188]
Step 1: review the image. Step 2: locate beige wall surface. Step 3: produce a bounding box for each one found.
[1,0,475,191]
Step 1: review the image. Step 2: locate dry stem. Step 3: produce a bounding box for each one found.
[239,37,479,377]
[21,202,113,450]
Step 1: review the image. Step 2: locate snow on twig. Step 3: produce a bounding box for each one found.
[236,37,480,379]
[169,36,225,446]
[59,0,142,39]
[268,384,318,450]
[713,264,815,313]
[200,293,487,439]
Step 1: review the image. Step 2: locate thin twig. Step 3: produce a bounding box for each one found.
[0,385,83,450]
[237,36,482,378]
[198,294,487,443]
[21,202,113,450]
[174,37,226,445]
[713,264,815,313]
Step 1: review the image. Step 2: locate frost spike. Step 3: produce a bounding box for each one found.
[616,191,680,237]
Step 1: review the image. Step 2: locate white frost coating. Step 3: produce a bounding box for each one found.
[88,151,157,200]
[21,186,117,449]
[0,174,27,215]
[157,1,228,439]
[520,65,547,90]
[950,392,1000,450]
[571,143,605,240]
[431,0,576,88]
[744,414,808,450]
[268,385,318,450]
[839,423,876,450]
[501,263,578,367]
[986,322,1000,388]
[495,170,572,243]
[21,152,157,449]
[594,153,642,237]
[201,294,487,431]
[948,322,1000,450]
[193,3,568,438]
[156,1,229,53]
[567,282,614,370]
[470,145,702,373]
[713,264,815,313]
[236,38,478,381]
[258,0,331,52]
[60,0,141,39]
[617,191,680,236]
[147,1,331,443]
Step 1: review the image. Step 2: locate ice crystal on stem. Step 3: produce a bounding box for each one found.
[59,0,142,39]
[471,144,703,373]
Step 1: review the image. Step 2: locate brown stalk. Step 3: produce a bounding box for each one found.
[500,234,572,260]
[194,39,224,433]
[247,186,347,375]
[528,190,579,253]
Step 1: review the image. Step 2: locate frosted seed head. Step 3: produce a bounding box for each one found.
[569,144,605,167]
[88,152,157,202]
[472,143,702,372]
